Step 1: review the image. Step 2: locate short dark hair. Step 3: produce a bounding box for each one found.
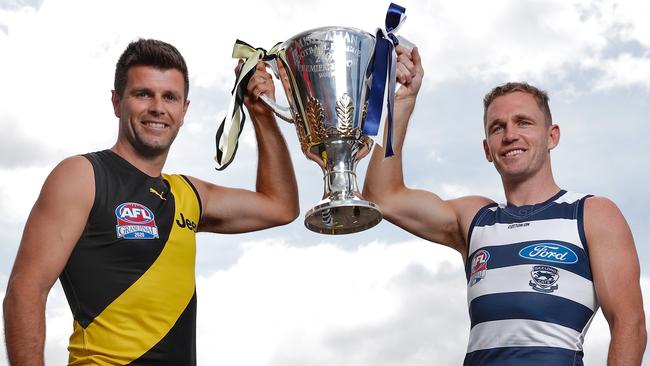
[114,39,189,100]
[483,82,552,125]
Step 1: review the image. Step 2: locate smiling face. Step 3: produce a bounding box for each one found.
[111,65,189,158]
[483,91,559,184]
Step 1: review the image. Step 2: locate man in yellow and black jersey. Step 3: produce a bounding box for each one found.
[3,39,299,365]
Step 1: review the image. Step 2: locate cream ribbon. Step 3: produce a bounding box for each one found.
[214,40,280,170]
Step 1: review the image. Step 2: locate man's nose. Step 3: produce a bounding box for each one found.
[148,96,165,115]
[503,124,518,142]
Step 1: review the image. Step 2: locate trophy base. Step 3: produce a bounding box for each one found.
[304,198,382,235]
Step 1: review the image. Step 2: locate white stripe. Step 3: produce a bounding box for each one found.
[554,191,586,204]
[467,319,587,353]
[469,218,583,253]
[467,265,599,311]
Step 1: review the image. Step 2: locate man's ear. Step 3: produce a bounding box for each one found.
[111,90,121,118]
[483,139,493,162]
[548,123,560,151]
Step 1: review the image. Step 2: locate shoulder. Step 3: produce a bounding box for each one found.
[448,195,495,245]
[39,155,95,205]
[583,195,631,240]
[449,195,495,221]
[46,155,94,188]
[583,195,624,223]
[584,195,618,211]
[172,174,218,207]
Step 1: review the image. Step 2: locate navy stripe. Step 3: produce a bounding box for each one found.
[577,195,592,257]
[467,202,499,258]
[474,202,578,226]
[464,346,583,366]
[466,241,592,281]
[474,193,584,227]
[469,292,594,332]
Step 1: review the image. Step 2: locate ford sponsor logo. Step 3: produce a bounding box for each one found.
[518,243,578,264]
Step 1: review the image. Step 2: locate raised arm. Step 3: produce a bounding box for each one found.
[362,47,489,257]
[191,61,299,234]
[584,197,646,365]
[3,156,94,366]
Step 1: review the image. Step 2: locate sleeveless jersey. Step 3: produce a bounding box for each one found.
[464,190,598,366]
[59,150,202,365]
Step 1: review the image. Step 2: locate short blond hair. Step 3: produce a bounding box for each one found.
[483,82,552,125]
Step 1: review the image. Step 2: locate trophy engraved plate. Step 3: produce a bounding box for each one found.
[261,26,382,234]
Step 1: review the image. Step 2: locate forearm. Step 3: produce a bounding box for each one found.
[250,111,299,220]
[3,284,47,366]
[363,99,416,201]
[607,320,647,366]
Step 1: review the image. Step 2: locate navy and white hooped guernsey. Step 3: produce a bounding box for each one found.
[464,190,598,366]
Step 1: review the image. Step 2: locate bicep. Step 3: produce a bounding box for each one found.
[380,188,487,253]
[585,197,643,323]
[8,157,94,293]
[188,176,289,233]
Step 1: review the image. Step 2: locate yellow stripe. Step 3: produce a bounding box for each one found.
[68,174,198,365]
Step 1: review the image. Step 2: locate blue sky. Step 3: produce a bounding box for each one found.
[1,0,649,364]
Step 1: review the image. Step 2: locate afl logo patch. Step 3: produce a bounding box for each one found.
[469,250,490,287]
[529,265,559,293]
[519,243,578,264]
[115,202,159,239]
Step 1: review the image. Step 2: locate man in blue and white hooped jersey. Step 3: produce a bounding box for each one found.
[363,46,646,365]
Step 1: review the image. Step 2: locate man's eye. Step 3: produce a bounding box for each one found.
[136,91,150,98]
[165,94,177,101]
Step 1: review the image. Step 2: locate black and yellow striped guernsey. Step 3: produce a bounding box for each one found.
[59,150,202,365]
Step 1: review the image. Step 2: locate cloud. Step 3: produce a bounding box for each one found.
[0,114,64,168]
[0,0,43,11]
[195,240,468,366]
[593,53,650,90]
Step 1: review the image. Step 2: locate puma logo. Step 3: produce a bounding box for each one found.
[149,187,166,200]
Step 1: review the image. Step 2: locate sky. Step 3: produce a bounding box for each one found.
[0,0,649,365]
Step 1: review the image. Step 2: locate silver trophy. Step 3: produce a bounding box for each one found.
[260,26,381,235]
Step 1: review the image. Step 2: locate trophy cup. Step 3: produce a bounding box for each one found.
[259,27,381,235]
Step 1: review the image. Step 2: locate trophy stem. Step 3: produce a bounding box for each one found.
[304,139,382,234]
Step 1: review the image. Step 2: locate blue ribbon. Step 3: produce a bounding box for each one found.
[362,3,406,157]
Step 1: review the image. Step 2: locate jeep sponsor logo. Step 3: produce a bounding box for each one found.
[176,212,198,232]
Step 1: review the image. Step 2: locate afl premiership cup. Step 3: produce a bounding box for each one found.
[260,27,381,235]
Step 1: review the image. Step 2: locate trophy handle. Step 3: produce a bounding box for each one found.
[257,59,294,123]
[259,94,294,123]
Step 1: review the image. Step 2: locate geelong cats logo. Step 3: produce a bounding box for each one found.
[529,265,560,293]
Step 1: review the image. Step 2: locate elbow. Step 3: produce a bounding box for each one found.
[284,204,301,226]
[635,316,648,349]
[362,185,402,219]
[271,201,300,227]
[362,185,386,209]
[3,280,19,319]
[611,309,648,351]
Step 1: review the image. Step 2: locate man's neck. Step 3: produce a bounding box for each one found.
[502,170,561,207]
[110,143,167,178]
